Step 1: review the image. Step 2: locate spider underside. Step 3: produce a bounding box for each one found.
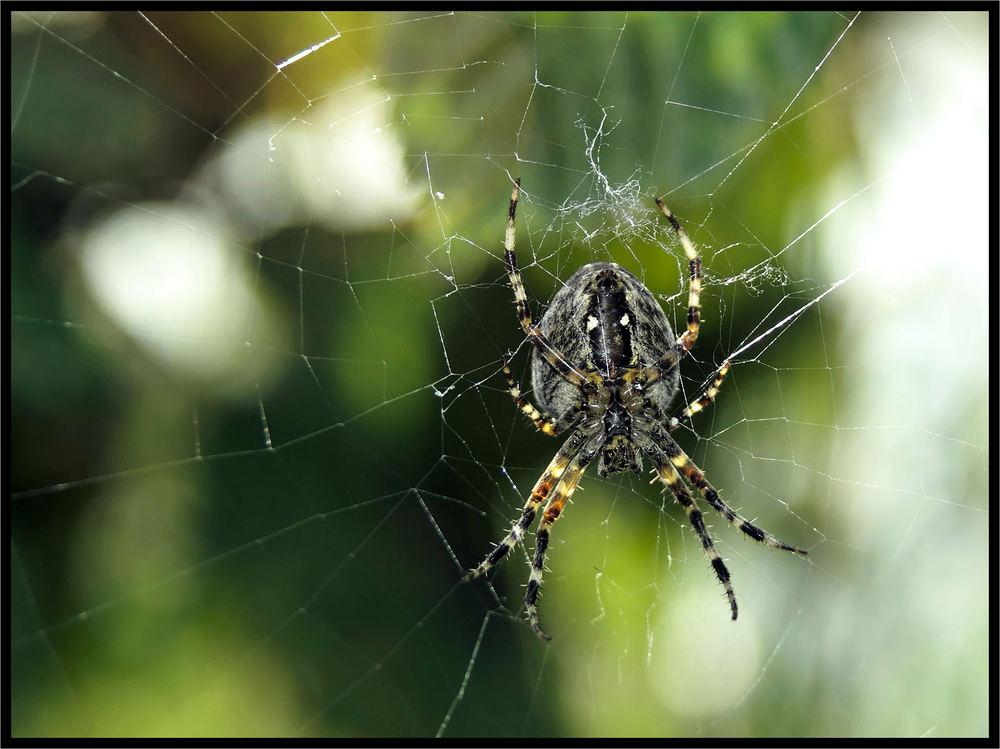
[464,179,807,641]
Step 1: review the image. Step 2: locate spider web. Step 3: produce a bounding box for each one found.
[8,10,990,739]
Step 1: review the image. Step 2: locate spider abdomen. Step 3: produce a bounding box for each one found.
[531,262,679,428]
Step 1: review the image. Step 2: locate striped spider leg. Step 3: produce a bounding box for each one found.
[645,442,738,617]
[463,430,587,584]
[652,423,808,557]
[502,359,558,436]
[637,410,807,618]
[668,360,731,432]
[641,198,703,388]
[502,179,595,392]
[464,179,600,636]
[524,434,603,640]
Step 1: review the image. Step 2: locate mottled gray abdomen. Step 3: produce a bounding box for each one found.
[531,262,680,429]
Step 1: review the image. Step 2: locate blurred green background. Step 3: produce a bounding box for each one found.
[10,11,989,738]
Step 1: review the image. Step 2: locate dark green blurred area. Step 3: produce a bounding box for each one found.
[9,10,989,738]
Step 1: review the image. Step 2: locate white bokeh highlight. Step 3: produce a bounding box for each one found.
[79,202,263,385]
[207,84,422,237]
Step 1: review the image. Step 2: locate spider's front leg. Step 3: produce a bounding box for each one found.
[524,435,602,640]
[463,430,586,583]
[651,426,808,557]
[645,443,738,619]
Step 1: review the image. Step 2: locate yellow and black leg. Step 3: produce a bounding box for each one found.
[655,430,808,555]
[503,179,592,390]
[502,360,558,436]
[668,360,731,431]
[651,449,738,619]
[524,439,601,640]
[463,431,586,583]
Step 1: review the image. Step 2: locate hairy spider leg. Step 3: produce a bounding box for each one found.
[463,431,587,583]
[642,199,702,387]
[668,360,731,431]
[504,179,593,391]
[656,198,702,351]
[652,427,808,555]
[649,447,738,619]
[503,360,558,436]
[525,437,603,640]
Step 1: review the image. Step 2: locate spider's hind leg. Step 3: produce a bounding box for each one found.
[503,179,592,391]
[640,200,704,388]
[655,198,702,354]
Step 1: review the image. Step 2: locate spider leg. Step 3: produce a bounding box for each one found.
[656,198,701,353]
[504,179,593,390]
[668,360,731,431]
[503,359,558,436]
[641,199,702,386]
[648,445,737,619]
[652,428,808,555]
[525,437,602,640]
[463,431,587,583]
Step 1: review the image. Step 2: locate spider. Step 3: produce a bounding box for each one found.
[463,178,807,641]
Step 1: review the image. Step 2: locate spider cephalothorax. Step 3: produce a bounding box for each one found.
[463,179,807,640]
